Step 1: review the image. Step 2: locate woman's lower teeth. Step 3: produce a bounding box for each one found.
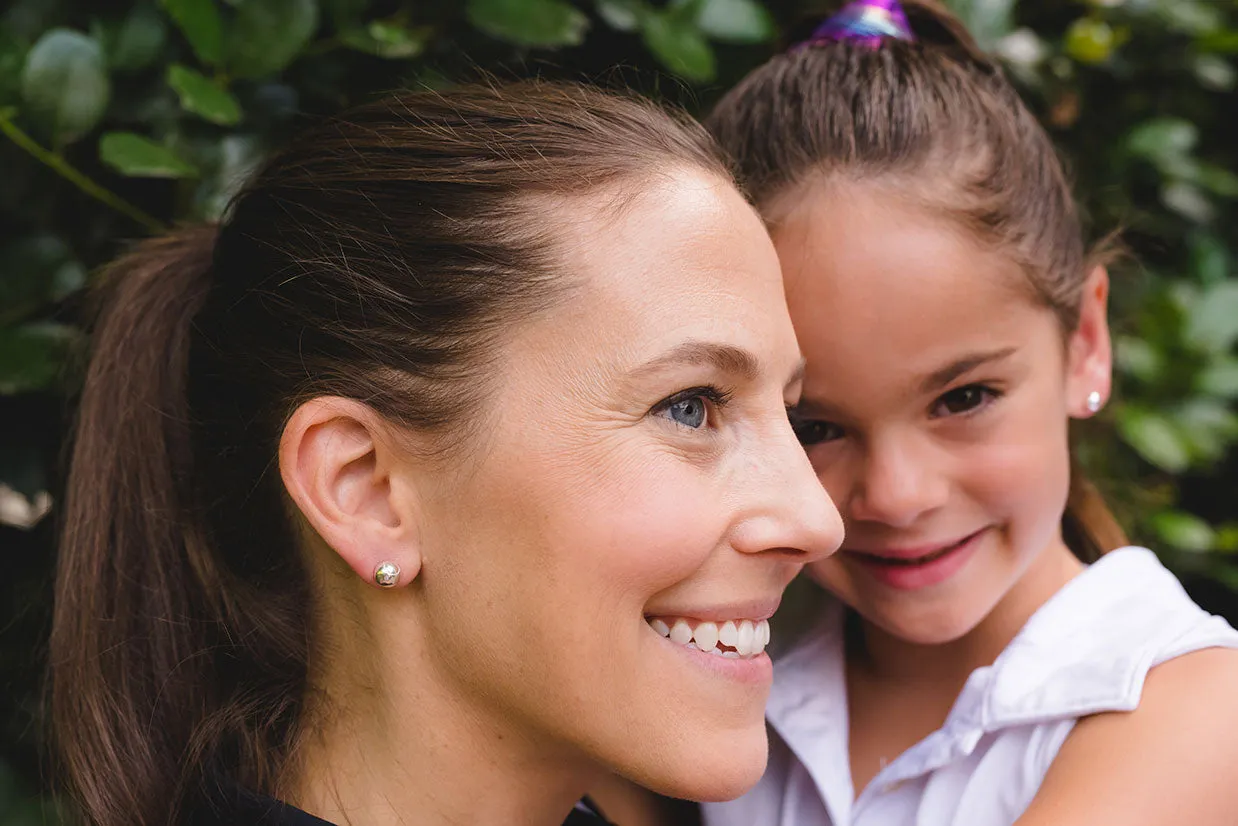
[646,617,770,657]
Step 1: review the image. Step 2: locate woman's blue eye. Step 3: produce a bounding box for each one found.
[654,387,731,430]
[666,396,708,428]
[934,384,997,417]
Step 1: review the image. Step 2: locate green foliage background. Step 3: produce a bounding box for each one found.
[1,0,1236,820]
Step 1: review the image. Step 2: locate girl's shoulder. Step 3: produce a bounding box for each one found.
[995,546,1238,825]
[1015,633,1238,825]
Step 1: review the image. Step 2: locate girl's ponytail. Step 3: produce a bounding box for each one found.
[1063,461,1129,562]
[52,227,223,826]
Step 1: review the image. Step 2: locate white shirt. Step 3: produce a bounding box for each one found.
[703,547,1238,826]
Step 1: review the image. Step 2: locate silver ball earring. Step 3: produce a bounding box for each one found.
[1086,391,1103,414]
[373,561,401,588]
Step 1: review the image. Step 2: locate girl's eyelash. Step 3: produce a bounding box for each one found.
[933,383,1003,418]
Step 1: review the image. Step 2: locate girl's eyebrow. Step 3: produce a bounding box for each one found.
[919,346,1018,394]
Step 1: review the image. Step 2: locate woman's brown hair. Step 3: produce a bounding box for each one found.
[51,80,730,826]
[706,0,1127,562]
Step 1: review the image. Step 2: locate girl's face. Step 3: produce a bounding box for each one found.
[771,183,1110,646]
[410,169,843,801]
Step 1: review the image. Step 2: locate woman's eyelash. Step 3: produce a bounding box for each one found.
[660,385,733,410]
[652,385,734,430]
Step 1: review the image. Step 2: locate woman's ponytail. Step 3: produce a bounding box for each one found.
[52,227,223,826]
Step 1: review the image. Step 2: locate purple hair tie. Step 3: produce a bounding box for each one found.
[800,0,916,50]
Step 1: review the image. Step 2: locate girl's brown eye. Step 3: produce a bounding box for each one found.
[788,410,843,446]
[934,385,997,417]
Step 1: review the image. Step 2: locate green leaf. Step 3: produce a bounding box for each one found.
[1117,406,1192,473]
[1150,510,1216,552]
[641,9,716,82]
[1154,0,1222,36]
[227,0,320,78]
[0,28,26,108]
[0,323,80,395]
[107,6,168,71]
[1189,232,1229,285]
[596,0,644,32]
[323,0,371,28]
[1185,281,1238,353]
[1197,357,1238,398]
[943,0,1014,50]
[466,0,590,48]
[1065,17,1117,65]
[1215,525,1238,554]
[340,21,427,59]
[1127,117,1198,167]
[19,29,110,146]
[168,64,241,124]
[1172,399,1238,462]
[161,0,224,66]
[99,131,199,177]
[1114,335,1164,383]
[1198,29,1238,55]
[193,132,264,220]
[1193,55,1236,92]
[1161,181,1214,224]
[1196,163,1238,199]
[0,236,87,324]
[694,0,774,44]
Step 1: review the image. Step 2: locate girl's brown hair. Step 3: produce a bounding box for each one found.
[51,81,730,826]
[706,0,1126,562]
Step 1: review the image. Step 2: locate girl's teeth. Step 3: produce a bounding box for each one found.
[647,617,770,658]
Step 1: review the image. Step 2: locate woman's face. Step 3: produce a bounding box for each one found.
[409,169,843,800]
[770,183,1106,646]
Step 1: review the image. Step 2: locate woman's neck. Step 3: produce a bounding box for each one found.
[286,614,598,826]
[853,537,1084,690]
[289,692,595,826]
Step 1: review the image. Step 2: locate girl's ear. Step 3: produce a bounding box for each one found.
[1066,266,1113,419]
[278,397,421,588]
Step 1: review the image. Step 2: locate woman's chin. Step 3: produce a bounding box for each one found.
[628,729,768,803]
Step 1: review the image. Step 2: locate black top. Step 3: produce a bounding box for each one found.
[189,787,615,826]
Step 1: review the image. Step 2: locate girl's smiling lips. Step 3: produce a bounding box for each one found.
[844,527,991,590]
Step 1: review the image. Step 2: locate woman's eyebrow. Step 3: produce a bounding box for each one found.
[630,341,761,382]
[918,346,1019,394]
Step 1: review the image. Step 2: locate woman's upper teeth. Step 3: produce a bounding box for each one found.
[647,617,770,657]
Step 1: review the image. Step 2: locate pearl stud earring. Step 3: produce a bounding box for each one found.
[1086,391,1103,414]
[374,561,401,588]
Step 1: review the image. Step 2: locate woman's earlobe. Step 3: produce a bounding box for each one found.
[278,397,422,588]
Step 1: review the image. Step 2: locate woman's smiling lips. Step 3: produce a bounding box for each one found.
[644,597,781,684]
[846,527,990,591]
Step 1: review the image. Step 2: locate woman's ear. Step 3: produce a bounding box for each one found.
[279,397,421,588]
[1067,266,1114,419]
